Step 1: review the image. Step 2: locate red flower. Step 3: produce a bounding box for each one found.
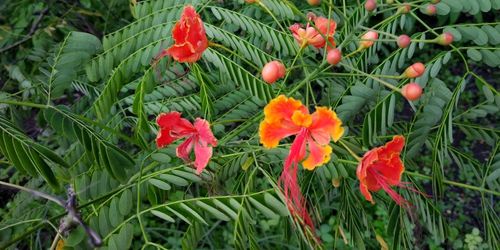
[289,17,337,50]
[163,5,208,63]
[356,135,410,205]
[259,95,344,232]
[156,112,217,174]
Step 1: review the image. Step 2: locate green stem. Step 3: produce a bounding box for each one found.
[340,62,402,92]
[0,100,48,109]
[405,171,500,196]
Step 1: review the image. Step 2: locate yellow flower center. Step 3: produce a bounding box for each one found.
[291,110,312,128]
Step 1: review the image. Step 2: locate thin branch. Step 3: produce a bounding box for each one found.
[0,8,48,53]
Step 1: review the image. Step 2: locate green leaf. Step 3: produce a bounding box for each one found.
[151,209,175,223]
[149,178,172,190]
[119,189,133,216]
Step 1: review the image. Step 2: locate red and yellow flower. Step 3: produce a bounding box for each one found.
[356,135,408,205]
[156,112,217,174]
[159,5,208,63]
[259,95,344,230]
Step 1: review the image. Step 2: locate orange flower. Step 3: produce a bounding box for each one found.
[356,135,409,205]
[289,17,337,50]
[259,95,344,231]
[158,5,208,63]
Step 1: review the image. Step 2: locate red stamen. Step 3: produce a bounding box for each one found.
[280,130,316,235]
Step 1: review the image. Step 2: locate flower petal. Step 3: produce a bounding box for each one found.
[372,136,405,185]
[259,120,302,149]
[166,5,207,63]
[194,140,213,174]
[302,139,332,170]
[309,107,344,144]
[263,95,308,124]
[176,136,194,162]
[156,128,176,148]
[193,118,217,146]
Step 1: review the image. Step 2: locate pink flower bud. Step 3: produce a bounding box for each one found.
[365,0,377,12]
[401,83,423,101]
[360,31,378,49]
[327,48,342,65]
[307,0,321,6]
[404,62,425,78]
[399,3,411,14]
[262,61,285,84]
[437,32,454,46]
[425,4,437,15]
[397,35,411,48]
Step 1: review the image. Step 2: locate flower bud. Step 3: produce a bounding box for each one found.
[332,178,341,188]
[307,0,321,6]
[397,35,411,48]
[399,3,411,14]
[306,12,317,21]
[359,31,378,49]
[401,83,423,101]
[327,48,342,65]
[403,62,425,78]
[365,0,377,12]
[437,32,454,46]
[425,4,437,15]
[262,61,285,84]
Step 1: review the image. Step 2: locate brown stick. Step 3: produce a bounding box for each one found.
[0,8,49,54]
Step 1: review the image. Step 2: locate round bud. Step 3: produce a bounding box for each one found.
[425,4,437,15]
[397,35,411,48]
[360,31,379,49]
[437,32,454,46]
[307,0,321,6]
[403,62,425,78]
[365,0,377,12]
[273,61,286,78]
[262,61,285,84]
[327,48,342,65]
[332,178,341,188]
[401,83,423,101]
[306,12,317,21]
[399,3,411,14]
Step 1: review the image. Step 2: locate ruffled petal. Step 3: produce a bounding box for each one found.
[167,5,207,63]
[309,107,344,144]
[176,136,194,162]
[156,128,176,148]
[193,118,217,146]
[193,140,213,174]
[315,17,336,36]
[156,112,195,148]
[259,95,306,148]
[359,181,374,204]
[166,43,203,63]
[372,136,405,185]
[263,95,308,124]
[302,139,332,170]
[156,111,182,127]
[259,120,302,149]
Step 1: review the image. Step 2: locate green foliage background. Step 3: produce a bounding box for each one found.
[0,0,499,249]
